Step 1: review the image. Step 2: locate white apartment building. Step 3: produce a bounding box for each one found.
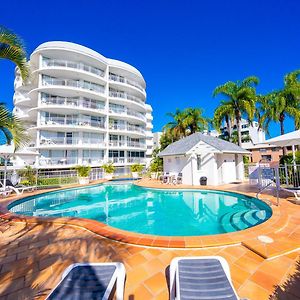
[14,41,153,169]
[220,118,265,149]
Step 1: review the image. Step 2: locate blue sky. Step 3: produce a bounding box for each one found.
[1,0,300,137]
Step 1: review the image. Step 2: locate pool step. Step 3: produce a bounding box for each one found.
[221,209,264,233]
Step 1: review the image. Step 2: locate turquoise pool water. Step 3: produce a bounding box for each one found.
[8,183,272,236]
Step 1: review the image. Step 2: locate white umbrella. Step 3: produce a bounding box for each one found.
[0,143,15,191]
[264,130,300,162]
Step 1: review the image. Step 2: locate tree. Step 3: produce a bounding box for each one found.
[213,76,259,146]
[184,107,208,134]
[0,26,29,81]
[0,26,29,149]
[257,70,300,155]
[0,104,29,149]
[164,109,188,139]
[213,100,234,142]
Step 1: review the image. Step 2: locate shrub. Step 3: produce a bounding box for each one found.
[130,164,144,173]
[102,163,115,174]
[18,166,36,185]
[37,177,76,186]
[279,151,300,165]
[74,165,91,177]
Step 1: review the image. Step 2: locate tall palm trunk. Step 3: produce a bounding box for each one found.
[235,111,242,146]
[225,115,232,141]
[279,113,287,155]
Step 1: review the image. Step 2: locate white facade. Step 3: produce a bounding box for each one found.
[14,41,153,169]
[221,118,266,148]
[160,138,246,186]
[152,132,162,150]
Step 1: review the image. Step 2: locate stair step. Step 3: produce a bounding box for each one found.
[242,209,260,226]
[221,210,241,233]
[231,210,250,230]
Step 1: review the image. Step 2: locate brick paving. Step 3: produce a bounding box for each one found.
[0,180,299,299]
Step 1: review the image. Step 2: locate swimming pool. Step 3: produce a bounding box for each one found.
[8,183,272,236]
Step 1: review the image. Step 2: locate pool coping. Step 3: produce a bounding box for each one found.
[0,180,288,249]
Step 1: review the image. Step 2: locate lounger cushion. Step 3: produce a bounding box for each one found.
[48,265,116,300]
[178,258,238,300]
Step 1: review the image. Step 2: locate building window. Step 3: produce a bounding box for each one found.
[197,155,202,170]
[259,148,267,152]
[261,155,272,162]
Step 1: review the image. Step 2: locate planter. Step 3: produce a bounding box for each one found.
[78,177,89,185]
[132,172,139,179]
[151,172,157,179]
[105,173,113,180]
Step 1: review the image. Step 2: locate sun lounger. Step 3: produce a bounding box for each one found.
[2,179,36,195]
[0,188,12,197]
[46,262,126,300]
[169,256,239,300]
[172,173,183,185]
[281,187,300,203]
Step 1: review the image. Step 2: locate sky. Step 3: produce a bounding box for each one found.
[1,0,300,137]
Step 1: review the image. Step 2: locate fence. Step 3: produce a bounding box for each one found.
[246,163,300,188]
[0,166,132,188]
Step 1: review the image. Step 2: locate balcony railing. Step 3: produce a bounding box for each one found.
[39,157,78,166]
[109,90,144,105]
[39,137,105,146]
[108,124,145,133]
[109,107,146,121]
[42,77,105,94]
[109,74,144,92]
[108,141,145,148]
[41,96,106,111]
[40,117,105,129]
[43,58,105,77]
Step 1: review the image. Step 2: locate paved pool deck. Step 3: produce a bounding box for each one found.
[0,179,299,299]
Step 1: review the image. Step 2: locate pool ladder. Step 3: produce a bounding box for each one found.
[256,182,279,206]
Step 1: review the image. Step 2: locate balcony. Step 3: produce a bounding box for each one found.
[41,96,106,111]
[109,141,146,148]
[40,117,106,129]
[39,137,106,147]
[39,157,78,166]
[42,77,105,94]
[109,107,146,121]
[109,90,144,105]
[43,58,105,77]
[108,124,145,134]
[109,74,144,92]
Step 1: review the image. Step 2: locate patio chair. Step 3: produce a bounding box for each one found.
[46,262,126,300]
[172,173,183,185]
[2,179,36,195]
[169,256,239,300]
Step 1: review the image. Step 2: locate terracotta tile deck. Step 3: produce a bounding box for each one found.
[0,179,299,299]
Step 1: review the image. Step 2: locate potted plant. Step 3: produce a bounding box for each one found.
[130,163,144,179]
[75,165,91,185]
[149,161,160,179]
[102,163,115,179]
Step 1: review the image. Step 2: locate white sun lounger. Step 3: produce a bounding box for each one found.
[281,187,300,203]
[169,256,239,300]
[46,262,126,300]
[1,180,36,195]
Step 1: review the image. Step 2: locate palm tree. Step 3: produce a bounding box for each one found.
[213,76,259,146]
[164,109,188,139]
[184,107,208,134]
[0,104,28,149]
[0,26,29,81]
[213,100,234,141]
[0,26,29,148]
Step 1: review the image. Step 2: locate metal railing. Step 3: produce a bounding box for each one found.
[39,137,105,146]
[109,90,144,105]
[43,58,105,77]
[40,117,105,129]
[108,124,145,133]
[109,73,144,92]
[41,96,105,111]
[109,107,146,121]
[42,77,105,94]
